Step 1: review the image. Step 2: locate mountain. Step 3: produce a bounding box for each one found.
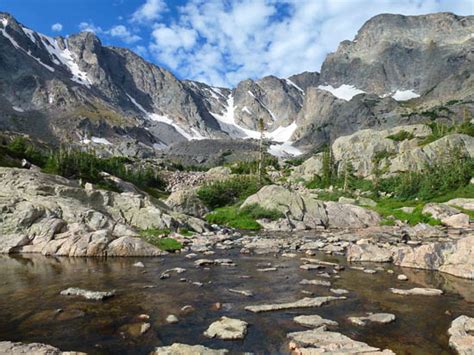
[0,11,472,159]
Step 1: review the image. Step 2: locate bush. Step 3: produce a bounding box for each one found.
[43,149,166,192]
[197,176,263,209]
[386,130,415,142]
[228,156,279,175]
[205,204,282,230]
[378,148,473,201]
[240,203,284,220]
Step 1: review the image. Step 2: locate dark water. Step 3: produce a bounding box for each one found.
[0,249,473,354]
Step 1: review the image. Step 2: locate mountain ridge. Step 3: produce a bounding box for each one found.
[0,11,472,159]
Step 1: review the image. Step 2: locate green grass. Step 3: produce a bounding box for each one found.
[138,228,182,251]
[205,204,283,230]
[386,130,415,142]
[206,206,262,230]
[370,199,441,226]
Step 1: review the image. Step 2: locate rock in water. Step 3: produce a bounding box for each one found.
[0,341,85,354]
[348,313,396,326]
[448,315,474,355]
[203,317,248,340]
[151,343,228,354]
[60,288,115,300]
[294,315,338,328]
[287,327,395,354]
[389,287,443,296]
[245,296,345,313]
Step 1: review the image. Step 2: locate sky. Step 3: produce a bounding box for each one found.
[0,0,472,87]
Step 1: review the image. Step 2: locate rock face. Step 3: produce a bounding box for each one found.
[151,343,228,355]
[241,185,380,230]
[203,317,248,340]
[0,341,84,354]
[0,167,207,256]
[448,315,474,355]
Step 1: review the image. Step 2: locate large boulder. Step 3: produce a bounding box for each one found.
[423,203,470,228]
[289,154,324,182]
[240,185,380,230]
[393,236,474,279]
[166,189,209,218]
[0,168,207,256]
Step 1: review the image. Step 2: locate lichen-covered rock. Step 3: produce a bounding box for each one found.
[347,242,394,262]
[422,203,469,228]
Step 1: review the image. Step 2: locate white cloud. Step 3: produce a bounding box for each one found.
[79,22,103,33]
[131,0,167,23]
[78,22,141,44]
[51,23,63,32]
[109,25,141,43]
[139,0,472,87]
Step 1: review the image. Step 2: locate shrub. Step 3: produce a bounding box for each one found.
[371,200,441,226]
[386,130,415,142]
[197,176,263,209]
[240,203,284,220]
[205,204,282,230]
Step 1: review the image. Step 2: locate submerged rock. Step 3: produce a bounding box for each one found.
[228,289,254,297]
[245,296,345,313]
[300,279,331,287]
[203,317,248,340]
[60,287,115,300]
[151,343,228,354]
[294,315,338,328]
[348,313,396,326]
[448,315,474,355]
[390,287,443,296]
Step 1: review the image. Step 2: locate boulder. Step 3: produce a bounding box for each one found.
[165,189,209,218]
[422,203,469,227]
[240,185,380,230]
[446,198,474,211]
[393,236,474,279]
[289,154,324,181]
[448,315,474,355]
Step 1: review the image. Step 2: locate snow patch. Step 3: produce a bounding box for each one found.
[391,90,420,101]
[318,84,365,101]
[21,26,37,44]
[12,106,24,112]
[267,122,298,143]
[40,35,91,87]
[285,78,304,94]
[268,142,302,157]
[242,106,252,115]
[81,137,112,145]
[127,92,204,140]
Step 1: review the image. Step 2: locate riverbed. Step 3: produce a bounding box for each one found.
[0,248,473,354]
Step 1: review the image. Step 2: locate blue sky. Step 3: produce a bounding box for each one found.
[1,0,472,87]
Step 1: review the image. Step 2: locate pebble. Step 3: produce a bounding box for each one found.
[397,274,408,281]
[166,315,179,324]
[133,262,145,268]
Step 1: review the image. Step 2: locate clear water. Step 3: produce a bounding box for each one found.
[0,249,473,354]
